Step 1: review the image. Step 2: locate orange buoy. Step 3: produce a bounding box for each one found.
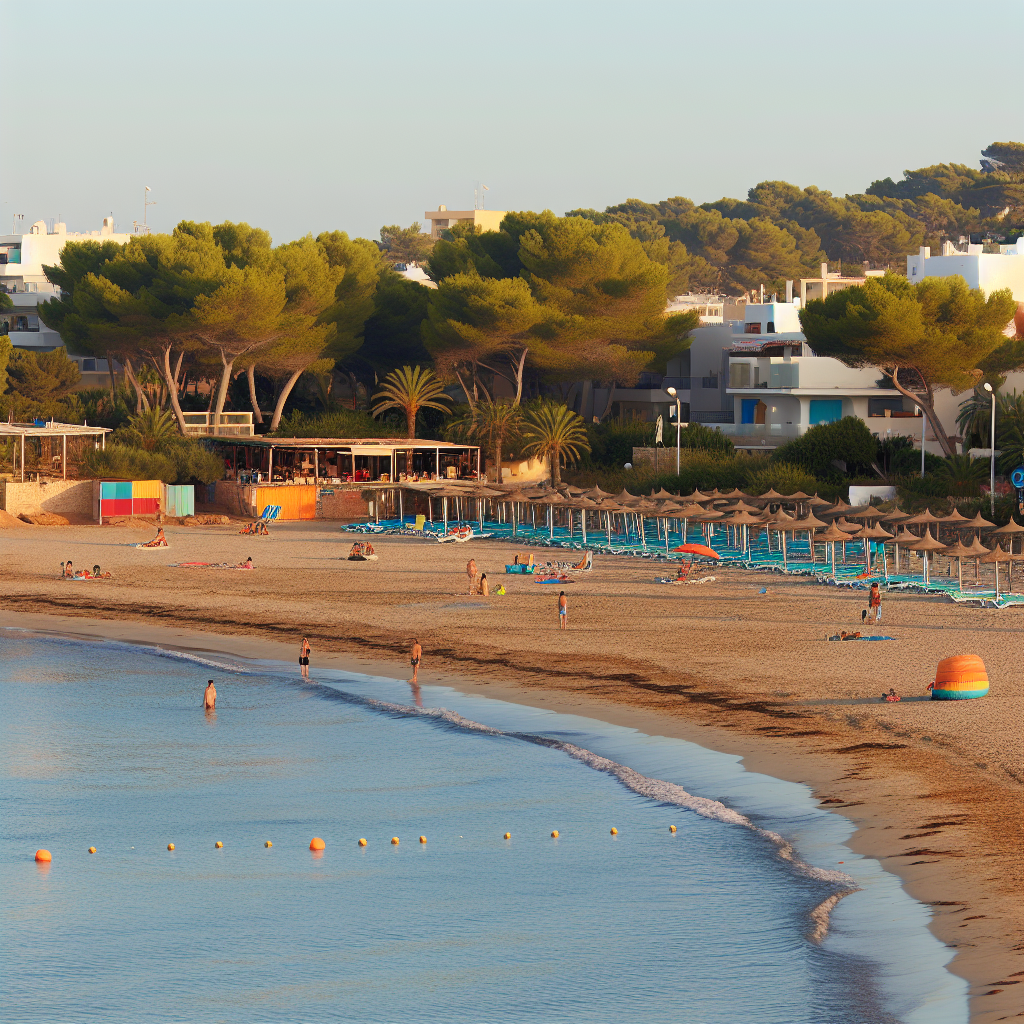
[610,828,618,835]
[669,825,677,833]
[309,837,325,851]
[264,841,272,848]
[931,654,989,700]
[551,830,559,838]
[35,849,52,863]
[503,832,511,840]
[358,838,367,847]
[418,836,427,844]
[88,847,96,854]
[167,843,175,851]
[215,842,223,849]
[391,837,400,845]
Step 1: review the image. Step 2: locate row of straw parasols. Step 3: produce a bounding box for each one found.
[420,482,1024,590]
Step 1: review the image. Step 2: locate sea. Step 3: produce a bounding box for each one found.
[0,631,967,1023]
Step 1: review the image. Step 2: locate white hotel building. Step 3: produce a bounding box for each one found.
[1,217,132,387]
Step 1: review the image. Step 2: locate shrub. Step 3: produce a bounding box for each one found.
[583,418,655,468]
[671,422,734,453]
[772,416,877,479]
[82,443,177,482]
[744,462,820,497]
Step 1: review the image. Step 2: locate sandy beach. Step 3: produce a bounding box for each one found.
[1,516,1021,1022]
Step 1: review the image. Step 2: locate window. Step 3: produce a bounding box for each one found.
[729,363,751,388]
[744,322,761,334]
[769,363,799,387]
[701,375,718,388]
[83,359,96,371]
[809,399,843,425]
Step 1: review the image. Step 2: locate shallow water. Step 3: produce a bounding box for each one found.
[0,632,966,1023]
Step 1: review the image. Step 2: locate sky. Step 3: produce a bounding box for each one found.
[3,0,1022,245]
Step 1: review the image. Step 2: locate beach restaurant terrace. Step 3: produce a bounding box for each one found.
[211,437,482,484]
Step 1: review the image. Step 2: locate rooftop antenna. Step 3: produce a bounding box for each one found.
[13,213,24,234]
[481,183,489,209]
[144,186,156,233]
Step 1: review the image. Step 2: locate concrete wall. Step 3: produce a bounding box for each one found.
[0,478,94,517]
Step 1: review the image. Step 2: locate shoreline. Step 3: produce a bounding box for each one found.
[0,519,1020,1022]
[1,605,1020,1022]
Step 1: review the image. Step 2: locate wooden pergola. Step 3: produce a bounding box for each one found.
[0,421,111,481]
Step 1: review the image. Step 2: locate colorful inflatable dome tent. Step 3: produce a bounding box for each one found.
[931,655,989,700]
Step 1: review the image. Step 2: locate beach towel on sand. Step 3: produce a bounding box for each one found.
[169,562,254,570]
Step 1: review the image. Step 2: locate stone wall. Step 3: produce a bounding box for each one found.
[317,488,371,520]
[0,479,95,518]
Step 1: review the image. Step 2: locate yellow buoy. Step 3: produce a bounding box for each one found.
[264,841,272,848]
[215,841,223,849]
[610,828,618,835]
[503,832,511,840]
[167,843,175,851]
[358,838,367,847]
[309,837,325,851]
[35,849,52,862]
[551,830,559,838]
[88,847,96,854]
[391,837,400,845]
[419,836,427,844]
[669,825,677,833]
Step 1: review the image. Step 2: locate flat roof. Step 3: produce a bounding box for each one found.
[0,422,111,436]
[209,437,478,450]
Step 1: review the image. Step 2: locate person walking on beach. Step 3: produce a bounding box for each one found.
[203,680,217,710]
[557,591,567,630]
[299,637,311,678]
[867,582,882,624]
[466,558,477,594]
[410,639,422,684]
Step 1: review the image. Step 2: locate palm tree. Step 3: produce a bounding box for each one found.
[956,387,995,449]
[935,453,988,496]
[469,401,523,484]
[371,365,452,439]
[126,408,179,451]
[521,401,590,487]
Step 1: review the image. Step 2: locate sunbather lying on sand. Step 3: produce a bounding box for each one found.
[140,528,168,548]
[827,630,863,641]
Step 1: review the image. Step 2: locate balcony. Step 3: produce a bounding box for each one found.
[181,412,254,437]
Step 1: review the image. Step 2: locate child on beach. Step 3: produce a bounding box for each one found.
[466,558,477,594]
[478,573,489,596]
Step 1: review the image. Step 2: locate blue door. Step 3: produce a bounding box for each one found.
[741,399,759,424]
[809,400,842,425]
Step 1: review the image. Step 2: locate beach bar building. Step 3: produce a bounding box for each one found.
[206,437,483,521]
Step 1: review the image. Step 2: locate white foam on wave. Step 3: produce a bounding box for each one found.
[317,690,859,939]
[53,638,859,941]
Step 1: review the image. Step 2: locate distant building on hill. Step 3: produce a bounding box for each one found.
[424,206,506,240]
[1,217,131,388]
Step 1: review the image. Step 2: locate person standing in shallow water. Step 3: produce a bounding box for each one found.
[299,637,311,678]
[203,680,217,710]
[410,639,422,684]
[557,591,567,630]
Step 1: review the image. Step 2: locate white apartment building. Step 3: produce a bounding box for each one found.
[906,237,1024,300]
[1,217,131,387]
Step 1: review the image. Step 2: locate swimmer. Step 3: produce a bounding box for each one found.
[203,679,217,710]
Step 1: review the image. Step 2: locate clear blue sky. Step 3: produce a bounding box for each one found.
[3,0,1022,245]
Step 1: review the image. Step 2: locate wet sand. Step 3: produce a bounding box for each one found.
[1,518,1021,1022]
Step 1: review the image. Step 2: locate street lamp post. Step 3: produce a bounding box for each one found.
[665,387,681,475]
[983,382,996,515]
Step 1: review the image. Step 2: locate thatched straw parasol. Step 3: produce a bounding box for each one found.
[907,528,947,584]
[756,487,785,502]
[680,488,709,503]
[721,487,752,500]
[807,494,833,508]
[991,516,1024,555]
[964,510,996,531]
[614,489,642,506]
[880,506,910,524]
[815,521,851,575]
[719,499,761,513]
[833,517,862,534]
[583,485,615,500]
[942,538,975,591]
[844,505,886,520]
[980,544,1014,597]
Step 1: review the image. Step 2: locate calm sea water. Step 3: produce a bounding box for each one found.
[0,632,966,1023]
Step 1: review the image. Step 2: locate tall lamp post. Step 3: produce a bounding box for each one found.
[983,382,996,515]
[665,387,681,474]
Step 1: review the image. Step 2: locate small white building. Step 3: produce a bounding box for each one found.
[907,237,1024,301]
[1,218,131,387]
